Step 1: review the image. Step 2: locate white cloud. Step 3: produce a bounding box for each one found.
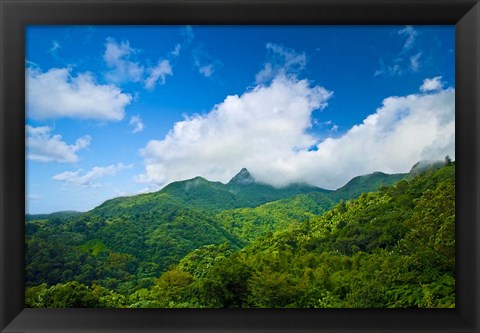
[198,64,214,78]
[420,76,444,92]
[26,125,91,163]
[410,52,422,72]
[27,194,43,201]
[168,26,194,58]
[171,44,181,57]
[398,25,418,50]
[130,115,145,133]
[104,38,176,90]
[181,26,195,46]
[375,59,403,77]
[135,74,454,190]
[49,40,61,56]
[256,43,307,83]
[194,59,218,78]
[26,67,132,121]
[375,26,422,76]
[144,60,172,90]
[193,46,222,78]
[135,75,332,186]
[53,163,131,188]
[136,184,163,194]
[295,87,455,189]
[104,38,144,83]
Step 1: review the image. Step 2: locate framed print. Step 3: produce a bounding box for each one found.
[1,0,479,332]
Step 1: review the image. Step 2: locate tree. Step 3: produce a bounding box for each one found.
[444,155,452,165]
[198,257,253,308]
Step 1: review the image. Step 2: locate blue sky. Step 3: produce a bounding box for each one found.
[26,25,455,214]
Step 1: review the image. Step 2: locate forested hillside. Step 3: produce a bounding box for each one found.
[25,163,454,308]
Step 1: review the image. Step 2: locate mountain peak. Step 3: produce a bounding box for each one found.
[228,168,255,185]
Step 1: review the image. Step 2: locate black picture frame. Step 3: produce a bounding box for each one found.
[1,0,479,332]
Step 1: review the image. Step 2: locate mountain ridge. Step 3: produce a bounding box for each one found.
[25,166,411,277]
[25,163,455,308]
[93,168,329,216]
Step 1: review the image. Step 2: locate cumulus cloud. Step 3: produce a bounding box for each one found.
[26,125,91,163]
[135,73,454,190]
[26,67,132,121]
[53,163,131,187]
[144,60,172,90]
[135,75,332,186]
[420,76,444,92]
[129,115,145,133]
[256,43,307,83]
[291,87,455,189]
[104,38,144,83]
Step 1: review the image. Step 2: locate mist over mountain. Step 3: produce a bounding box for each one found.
[408,159,446,177]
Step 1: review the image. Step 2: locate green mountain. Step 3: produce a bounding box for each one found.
[25,210,83,222]
[215,170,406,243]
[93,168,326,216]
[90,168,405,247]
[329,171,406,202]
[139,163,455,308]
[408,159,446,177]
[25,168,324,290]
[228,167,256,185]
[25,165,420,308]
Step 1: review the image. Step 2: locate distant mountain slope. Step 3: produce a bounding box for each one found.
[25,166,409,295]
[408,160,446,178]
[25,210,82,222]
[216,170,406,242]
[329,171,406,202]
[93,168,327,216]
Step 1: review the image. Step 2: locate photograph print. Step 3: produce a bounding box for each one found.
[25,25,455,308]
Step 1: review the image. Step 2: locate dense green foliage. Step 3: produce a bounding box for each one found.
[216,170,405,243]
[26,206,241,292]
[25,164,454,308]
[216,192,334,242]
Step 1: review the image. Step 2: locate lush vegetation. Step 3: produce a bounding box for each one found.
[25,164,454,308]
